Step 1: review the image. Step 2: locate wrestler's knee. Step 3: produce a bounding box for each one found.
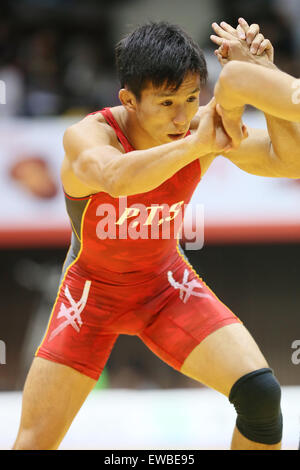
[229,368,282,445]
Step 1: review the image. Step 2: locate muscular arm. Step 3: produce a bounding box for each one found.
[214,63,300,177]
[62,103,229,197]
[221,126,300,178]
[190,83,300,178]
[215,61,300,122]
[63,121,200,197]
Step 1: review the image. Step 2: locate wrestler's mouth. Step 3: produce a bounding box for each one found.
[168,133,185,140]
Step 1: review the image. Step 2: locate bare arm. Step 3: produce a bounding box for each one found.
[215,63,300,178]
[221,126,300,178]
[215,61,300,122]
[209,18,300,177]
[63,101,232,197]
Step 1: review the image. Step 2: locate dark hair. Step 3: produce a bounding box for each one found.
[115,21,207,100]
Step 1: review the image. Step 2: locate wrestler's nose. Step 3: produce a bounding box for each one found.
[173,106,187,127]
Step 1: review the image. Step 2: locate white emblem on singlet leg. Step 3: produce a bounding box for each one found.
[167,269,211,304]
[49,280,91,341]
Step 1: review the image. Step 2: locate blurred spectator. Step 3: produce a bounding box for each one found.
[0,0,299,115]
[62,35,120,111]
[19,29,61,115]
[0,64,25,116]
[63,36,100,107]
[274,0,300,76]
[0,17,25,116]
[0,0,119,116]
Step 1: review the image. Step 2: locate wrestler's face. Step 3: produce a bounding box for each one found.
[135,72,201,146]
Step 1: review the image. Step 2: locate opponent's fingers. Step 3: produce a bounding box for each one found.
[214,50,229,66]
[237,24,246,40]
[238,17,250,33]
[217,40,230,58]
[257,39,274,61]
[210,34,224,46]
[211,22,234,40]
[250,33,265,54]
[219,21,238,37]
[245,23,260,45]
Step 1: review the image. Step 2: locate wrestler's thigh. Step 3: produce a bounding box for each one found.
[13,357,96,450]
[139,259,268,397]
[181,323,269,397]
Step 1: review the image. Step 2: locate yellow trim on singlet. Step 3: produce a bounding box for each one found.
[70,218,81,242]
[175,240,241,322]
[35,198,92,355]
[61,244,72,274]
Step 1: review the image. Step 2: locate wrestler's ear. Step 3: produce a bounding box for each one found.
[118,88,137,111]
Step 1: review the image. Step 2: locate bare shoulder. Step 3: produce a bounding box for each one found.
[61,107,124,197]
[63,107,123,160]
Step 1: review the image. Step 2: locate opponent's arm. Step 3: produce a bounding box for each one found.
[215,59,300,122]
[63,101,232,197]
[192,19,269,146]
[221,126,300,178]
[210,19,300,177]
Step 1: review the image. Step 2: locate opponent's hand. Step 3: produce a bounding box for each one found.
[236,18,274,62]
[194,99,247,153]
[210,18,274,68]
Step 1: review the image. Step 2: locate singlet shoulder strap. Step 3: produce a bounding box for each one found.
[100,107,134,153]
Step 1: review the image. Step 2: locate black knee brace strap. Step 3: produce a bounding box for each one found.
[229,368,282,445]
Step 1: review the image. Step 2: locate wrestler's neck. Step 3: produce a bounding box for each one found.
[112,105,159,150]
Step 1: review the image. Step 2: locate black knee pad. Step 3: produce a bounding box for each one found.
[229,368,282,445]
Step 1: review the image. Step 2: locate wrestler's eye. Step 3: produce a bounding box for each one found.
[187,96,197,102]
[161,100,173,106]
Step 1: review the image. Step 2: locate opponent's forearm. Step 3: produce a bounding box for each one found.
[215,61,300,122]
[265,113,300,176]
[107,135,203,196]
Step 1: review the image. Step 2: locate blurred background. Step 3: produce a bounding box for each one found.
[0,0,300,450]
